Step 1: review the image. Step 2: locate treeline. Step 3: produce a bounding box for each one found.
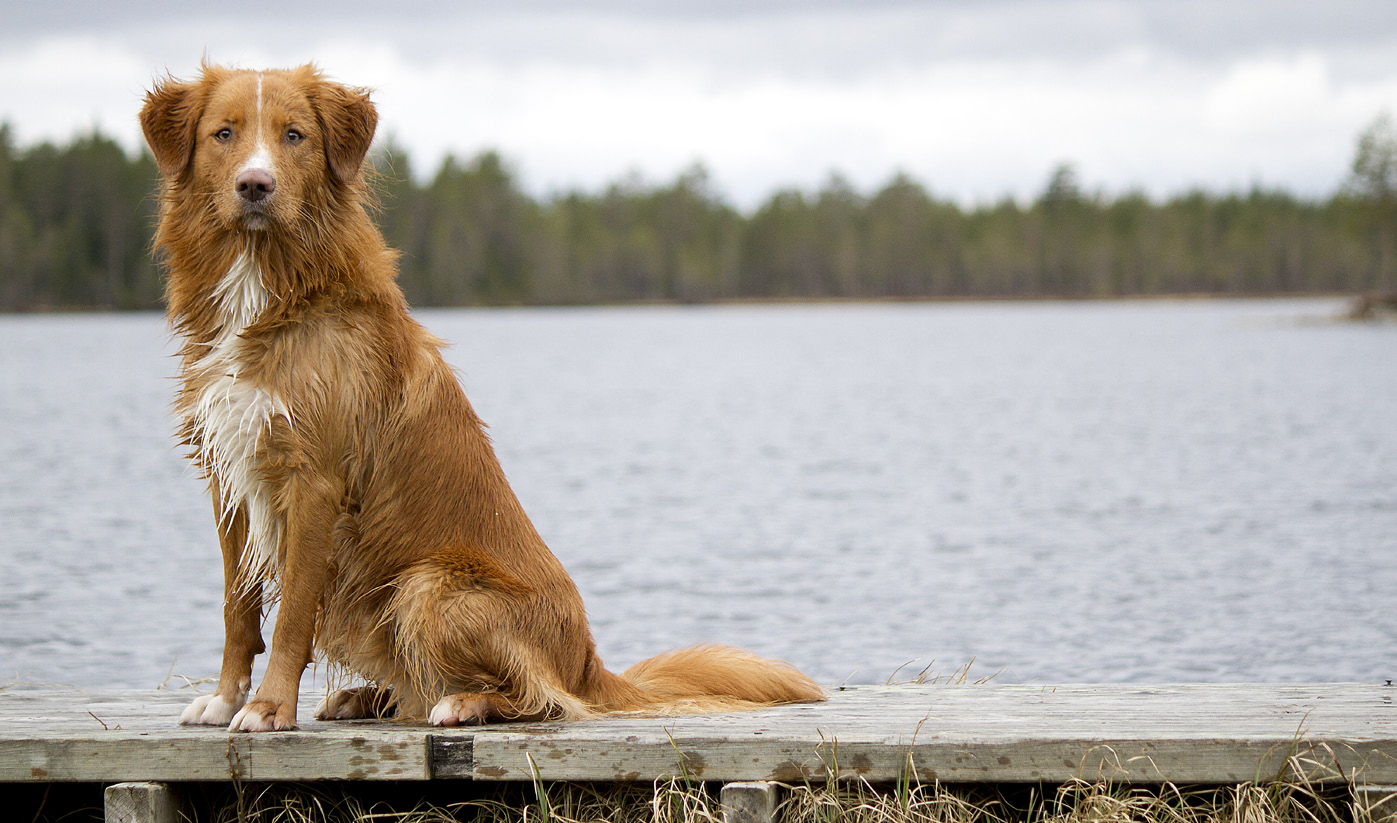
[0,126,162,310]
[2,122,1394,311]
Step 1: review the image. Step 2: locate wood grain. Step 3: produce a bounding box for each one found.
[2,684,1392,785]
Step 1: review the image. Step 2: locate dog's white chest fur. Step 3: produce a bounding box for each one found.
[188,250,287,591]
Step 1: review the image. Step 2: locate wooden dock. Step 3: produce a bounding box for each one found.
[2,682,1394,787]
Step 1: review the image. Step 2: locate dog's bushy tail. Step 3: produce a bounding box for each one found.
[595,644,825,715]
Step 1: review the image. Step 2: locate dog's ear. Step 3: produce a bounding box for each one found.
[315,81,378,185]
[140,74,203,180]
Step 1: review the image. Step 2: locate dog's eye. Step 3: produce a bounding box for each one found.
[214,128,233,142]
[285,128,305,144]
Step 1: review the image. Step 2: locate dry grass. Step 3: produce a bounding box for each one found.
[883,658,1000,687]
[779,776,1376,823]
[189,772,1388,823]
[185,726,1387,823]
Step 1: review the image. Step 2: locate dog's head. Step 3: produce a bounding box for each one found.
[140,63,377,232]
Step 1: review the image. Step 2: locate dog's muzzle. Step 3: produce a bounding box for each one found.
[236,169,276,204]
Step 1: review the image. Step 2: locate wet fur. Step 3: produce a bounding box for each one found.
[140,63,824,731]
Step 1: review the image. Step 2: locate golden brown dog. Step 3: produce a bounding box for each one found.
[139,64,824,731]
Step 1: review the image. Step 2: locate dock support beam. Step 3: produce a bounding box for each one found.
[722,780,780,823]
[1358,786,1397,823]
[105,782,182,823]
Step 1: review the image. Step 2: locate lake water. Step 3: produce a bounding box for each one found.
[0,299,1393,692]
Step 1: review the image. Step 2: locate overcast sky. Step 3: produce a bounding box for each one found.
[4,0,1396,208]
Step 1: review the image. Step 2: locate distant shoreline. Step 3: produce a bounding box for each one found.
[0,290,1368,317]
[7,130,1395,313]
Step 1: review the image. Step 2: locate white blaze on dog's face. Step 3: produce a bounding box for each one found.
[141,64,379,238]
[196,70,320,231]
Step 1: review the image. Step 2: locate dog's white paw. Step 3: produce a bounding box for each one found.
[429,693,490,727]
[228,698,297,732]
[179,692,246,726]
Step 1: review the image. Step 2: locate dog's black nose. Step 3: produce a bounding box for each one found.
[236,169,276,203]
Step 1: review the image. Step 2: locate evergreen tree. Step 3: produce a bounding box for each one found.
[1344,113,1397,292]
[0,118,1394,311]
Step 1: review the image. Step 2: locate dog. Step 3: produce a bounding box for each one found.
[139,64,824,731]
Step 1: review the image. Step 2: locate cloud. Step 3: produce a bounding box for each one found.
[0,36,151,146]
[2,2,1396,208]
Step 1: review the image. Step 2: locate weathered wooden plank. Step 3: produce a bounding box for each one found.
[2,683,1392,786]
[0,690,429,782]
[5,732,429,782]
[467,732,1397,784]
[463,683,1397,784]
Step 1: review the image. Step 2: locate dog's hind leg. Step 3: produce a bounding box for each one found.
[428,691,556,727]
[386,552,596,726]
[315,686,397,720]
[181,488,264,726]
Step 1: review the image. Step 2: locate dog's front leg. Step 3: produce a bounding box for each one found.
[229,488,337,732]
[181,486,264,726]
